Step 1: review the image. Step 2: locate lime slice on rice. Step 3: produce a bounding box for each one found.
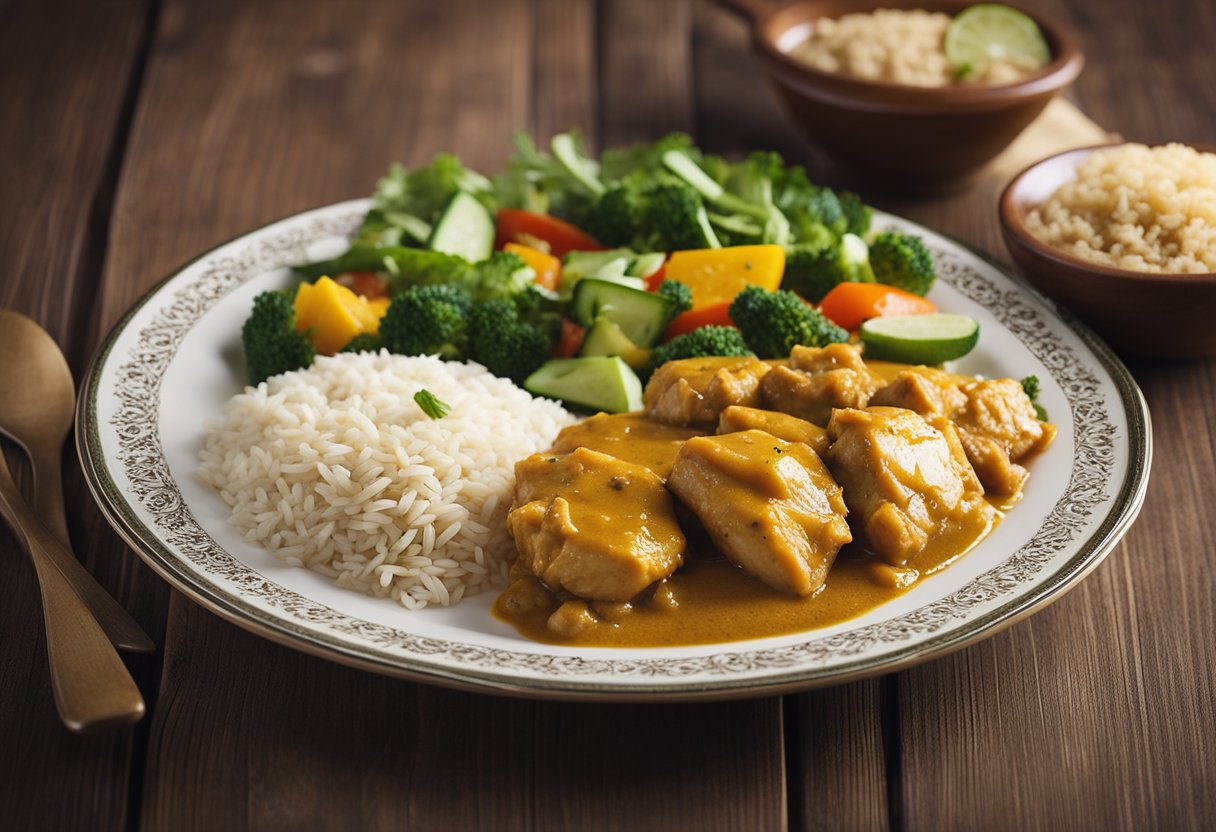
[945,4,1051,78]
[860,314,980,365]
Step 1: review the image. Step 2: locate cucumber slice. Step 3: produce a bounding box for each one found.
[631,252,667,280]
[570,278,675,348]
[525,357,643,413]
[860,314,980,364]
[579,317,653,370]
[428,191,494,262]
[587,257,631,281]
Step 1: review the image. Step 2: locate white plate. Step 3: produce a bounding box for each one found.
[77,200,1151,700]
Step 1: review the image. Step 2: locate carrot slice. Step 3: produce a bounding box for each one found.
[818,283,937,331]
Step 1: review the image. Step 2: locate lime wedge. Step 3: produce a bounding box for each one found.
[860,314,979,364]
[945,4,1051,78]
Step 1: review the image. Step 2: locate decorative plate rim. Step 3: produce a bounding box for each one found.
[75,200,1152,701]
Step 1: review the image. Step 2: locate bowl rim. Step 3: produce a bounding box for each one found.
[999,141,1216,284]
[750,0,1084,107]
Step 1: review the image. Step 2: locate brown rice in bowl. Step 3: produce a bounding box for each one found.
[788,8,1038,87]
[1024,143,1216,274]
[197,352,576,610]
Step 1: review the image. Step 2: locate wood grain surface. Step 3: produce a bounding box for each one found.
[0,0,1212,829]
[0,1,159,829]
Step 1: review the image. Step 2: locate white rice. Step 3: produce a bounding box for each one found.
[197,352,575,610]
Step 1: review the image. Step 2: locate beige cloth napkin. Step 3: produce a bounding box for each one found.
[989,98,1116,181]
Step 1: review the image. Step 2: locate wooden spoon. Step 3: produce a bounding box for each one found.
[0,449,145,733]
[0,310,153,652]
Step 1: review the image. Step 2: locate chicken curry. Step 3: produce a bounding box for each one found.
[494,345,1055,647]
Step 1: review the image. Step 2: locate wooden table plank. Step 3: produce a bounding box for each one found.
[0,1,161,829]
[105,2,786,829]
[598,0,695,145]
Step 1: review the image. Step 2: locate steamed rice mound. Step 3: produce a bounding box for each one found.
[198,352,576,610]
[1025,143,1216,274]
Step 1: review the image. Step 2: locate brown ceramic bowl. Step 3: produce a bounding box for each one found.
[999,143,1216,359]
[728,0,1083,184]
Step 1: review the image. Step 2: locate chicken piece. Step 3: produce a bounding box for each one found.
[869,367,968,415]
[760,343,883,426]
[667,430,852,596]
[549,412,702,480]
[508,447,685,602]
[825,407,994,567]
[871,371,1056,498]
[790,342,872,374]
[956,378,1057,461]
[644,356,771,427]
[716,405,830,456]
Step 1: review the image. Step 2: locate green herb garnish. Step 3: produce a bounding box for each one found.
[414,389,451,419]
[1021,375,1048,421]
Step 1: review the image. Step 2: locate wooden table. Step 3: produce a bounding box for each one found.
[2,0,1212,829]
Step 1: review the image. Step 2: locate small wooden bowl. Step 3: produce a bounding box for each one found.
[999,143,1216,359]
[727,0,1083,184]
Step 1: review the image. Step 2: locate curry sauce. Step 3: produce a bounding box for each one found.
[494,355,1043,648]
[494,520,994,647]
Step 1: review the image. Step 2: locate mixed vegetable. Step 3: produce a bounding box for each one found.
[242,132,980,410]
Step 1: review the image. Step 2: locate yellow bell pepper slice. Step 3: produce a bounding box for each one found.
[504,242,562,292]
[293,276,383,355]
[664,245,785,309]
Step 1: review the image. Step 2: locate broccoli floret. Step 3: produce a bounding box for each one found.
[379,284,473,359]
[729,286,848,359]
[598,133,698,182]
[470,250,536,300]
[469,298,554,385]
[869,232,936,296]
[839,191,872,237]
[782,240,838,303]
[513,284,565,344]
[803,187,847,237]
[641,326,753,381]
[767,163,848,241]
[582,183,645,248]
[298,246,533,302]
[340,333,384,353]
[241,290,316,385]
[781,234,875,302]
[643,183,721,251]
[656,280,693,317]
